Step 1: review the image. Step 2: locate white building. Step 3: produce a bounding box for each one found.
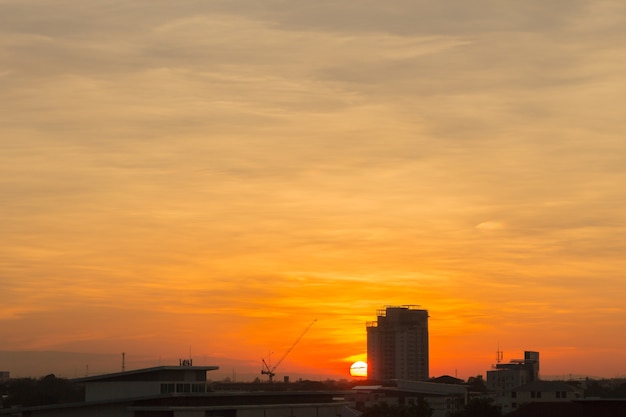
[486,351,539,413]
[510,380,583,411]
[350,379,472,417]
[367,306,429,382]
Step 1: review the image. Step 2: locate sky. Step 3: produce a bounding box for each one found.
[1,0,626,381]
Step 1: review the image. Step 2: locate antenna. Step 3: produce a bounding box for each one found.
[122,352,126,372]
[179,346,193,367]
[496,344,503,364]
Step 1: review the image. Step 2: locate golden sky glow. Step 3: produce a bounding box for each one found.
[2,0,626,380]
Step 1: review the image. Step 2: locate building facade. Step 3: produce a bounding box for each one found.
[367,306,429,382]
[350,380,470,417]
[510,380,583,411]
[486,351,540,413]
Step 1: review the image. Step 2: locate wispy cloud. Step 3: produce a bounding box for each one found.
[1,0,626,379]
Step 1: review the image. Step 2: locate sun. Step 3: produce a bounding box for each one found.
[349,361,368,377]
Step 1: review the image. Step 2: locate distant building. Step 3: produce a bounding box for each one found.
[486,351,540,413]
[350,380,472,417]
[0,372,8,383]
[367,306,429,381]
[510,380,583,411]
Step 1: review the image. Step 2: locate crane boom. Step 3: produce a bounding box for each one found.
[261,319,317,382]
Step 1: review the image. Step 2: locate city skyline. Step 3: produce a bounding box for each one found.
[2,1,626,381]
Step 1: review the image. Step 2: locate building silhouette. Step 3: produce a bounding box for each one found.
[366,306,429,381]
[1,364,352,417]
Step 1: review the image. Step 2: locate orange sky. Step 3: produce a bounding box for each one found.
[2,0,626,380]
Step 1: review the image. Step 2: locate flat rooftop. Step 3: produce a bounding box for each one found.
[73,365,219,383]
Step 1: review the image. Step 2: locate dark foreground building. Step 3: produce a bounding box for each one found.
[0,365,353,417]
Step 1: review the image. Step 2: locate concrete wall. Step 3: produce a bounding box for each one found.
[237,404,346,417]
[85,381,162,401]
[18,402,132,417]
[174,411,205,417]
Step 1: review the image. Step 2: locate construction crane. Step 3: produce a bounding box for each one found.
[261,319,317,382]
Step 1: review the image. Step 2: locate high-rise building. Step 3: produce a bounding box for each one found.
[366,306,429,381]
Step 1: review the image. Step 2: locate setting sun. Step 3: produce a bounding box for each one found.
[349,361,368,378]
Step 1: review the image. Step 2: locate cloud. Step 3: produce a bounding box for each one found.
[476,221,504,231]
[2,0,626,379]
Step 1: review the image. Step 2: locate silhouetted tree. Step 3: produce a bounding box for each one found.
[449,397,501,417]
[466,375,488,393]
[0,381,8,408]
[411,397,434,417]
[3,374,83,407]
[584,379,626,398]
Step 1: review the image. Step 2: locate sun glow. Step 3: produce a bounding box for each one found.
[349,361,368,377]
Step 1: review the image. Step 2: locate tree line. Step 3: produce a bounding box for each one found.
[1,374,84,408]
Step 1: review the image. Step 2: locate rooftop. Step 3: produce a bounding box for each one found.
[73,365,219,383]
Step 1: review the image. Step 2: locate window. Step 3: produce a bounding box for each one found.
[192,384,206,393]
[161,383,175,394]
[176,383,187,392]
[511,391,517,398]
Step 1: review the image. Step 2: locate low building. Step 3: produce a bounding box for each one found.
[486,351,539,413]
[349,379,476,417]
[0,373,8,384]
[0,365,353,417]
[510,380,583,411]
[75,365,219,402]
